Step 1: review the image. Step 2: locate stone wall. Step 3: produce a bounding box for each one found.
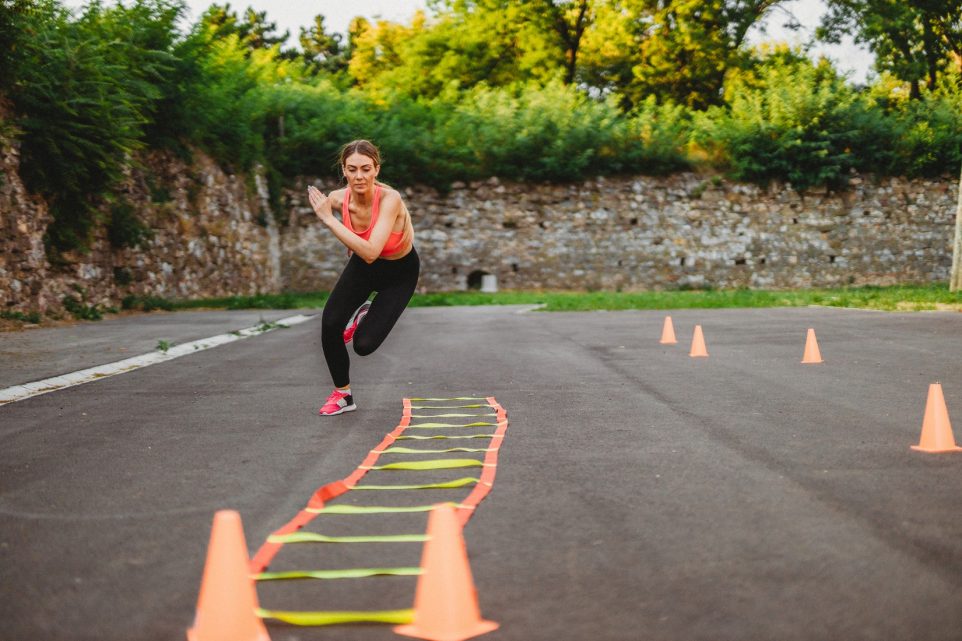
[0,131,53,311]
[280,173,959,293]
[0,130,280,315]
[2,127,959,317]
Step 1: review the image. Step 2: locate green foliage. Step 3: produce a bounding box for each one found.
[693,50,887,189]
[0,309,43,324]
[3,0,961,228]
[179,34,268,170]
[198,3,290,52]
[819,0,962,97]
[433,81,691,181]
[122,294,174,311]
[446,81,620,181]
[623,97,693,174]
[348,5,562,99]
[170,291,324,309]
[107,200,153,248]
[6,0,182,252]
[865,71,962,176]
[259,79,690,187]
[62,294,103,320]
[298,14,348,75]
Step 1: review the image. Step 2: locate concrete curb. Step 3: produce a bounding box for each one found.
[0,313,316,406]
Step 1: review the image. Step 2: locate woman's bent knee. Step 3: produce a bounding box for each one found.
[352,334,379,356]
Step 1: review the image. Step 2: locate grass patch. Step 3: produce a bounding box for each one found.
[172,292,325,310]
[122,295,175,312]
[158,283,962,313]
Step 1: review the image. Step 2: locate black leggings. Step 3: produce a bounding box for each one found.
[321,248,420,388]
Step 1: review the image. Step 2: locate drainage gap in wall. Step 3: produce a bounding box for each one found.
[467,270,490,290]
[734,258,747,265]
[679,257,686,266]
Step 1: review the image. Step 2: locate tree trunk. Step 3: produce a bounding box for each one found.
[951,163,962,291]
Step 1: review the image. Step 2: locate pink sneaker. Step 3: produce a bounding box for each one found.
[343,301,371,344]
[319,388,357,416]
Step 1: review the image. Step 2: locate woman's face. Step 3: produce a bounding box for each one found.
[343,152,379,193]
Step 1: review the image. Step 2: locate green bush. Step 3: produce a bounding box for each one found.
[0,310,43,324]
[446,81,625,182]
[121,294,174,311]
[259,79,690,188]
[693,53,886,190]
[62,294,103,320]
[180,33,270,171]
[7,0,180,252]
[621,96,692,174]
[867,72,962,177]
[107,201,153,249]
[258,79,379,180]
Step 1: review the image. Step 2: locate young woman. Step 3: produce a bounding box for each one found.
[307,140,418,416]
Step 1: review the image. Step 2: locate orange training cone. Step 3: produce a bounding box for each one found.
[659,316,677,344]
[911,383,962,453]
[801,328,823,364]
[394,504,499,641]
[689,325,708,357]
[187,510,270,641]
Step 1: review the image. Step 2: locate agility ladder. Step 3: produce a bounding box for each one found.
[250,396,508,627]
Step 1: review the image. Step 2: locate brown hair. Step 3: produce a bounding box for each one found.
[338,139,381,167]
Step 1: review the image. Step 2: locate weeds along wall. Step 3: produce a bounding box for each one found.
[2,132,959,317]
[282,174,958,293]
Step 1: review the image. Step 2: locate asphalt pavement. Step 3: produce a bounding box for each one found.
[1,305,961,641]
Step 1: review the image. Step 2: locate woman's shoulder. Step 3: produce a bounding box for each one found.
[329,187,347,207]
[377,184,404,205]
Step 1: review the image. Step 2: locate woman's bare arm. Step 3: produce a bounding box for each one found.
[308,186,402,263]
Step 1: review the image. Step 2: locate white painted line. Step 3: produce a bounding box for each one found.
[0,314,316,406]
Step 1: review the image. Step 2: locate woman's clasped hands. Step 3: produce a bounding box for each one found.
[307,185,333,222]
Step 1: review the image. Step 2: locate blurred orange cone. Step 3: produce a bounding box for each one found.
[689,325,708,357]
[912,383,962,453]
[187,511,270,641]
[801,328,823,364]
[659,316,677,344]
[394,504,498,641]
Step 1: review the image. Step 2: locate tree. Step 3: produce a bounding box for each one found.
[525,0,593,84]
[298,14,346,75]
[198,3,289,52]
[819,0,962,98]
[348,3,562,97]
[630,0,783,109]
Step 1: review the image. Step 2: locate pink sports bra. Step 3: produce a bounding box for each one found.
[342,185,406,257]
